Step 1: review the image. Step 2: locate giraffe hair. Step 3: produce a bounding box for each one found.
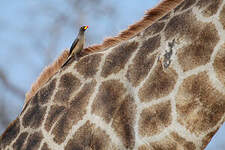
[25,49,69,104]
[24,0,182,105]
[81,0,183,54]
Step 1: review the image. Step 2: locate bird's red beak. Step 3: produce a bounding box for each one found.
[84,25,88,30]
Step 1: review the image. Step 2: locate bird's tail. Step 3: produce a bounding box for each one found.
[61,55,73,68]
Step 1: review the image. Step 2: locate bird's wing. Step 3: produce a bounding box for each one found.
[61,55,73,68]
[69,38,79,55]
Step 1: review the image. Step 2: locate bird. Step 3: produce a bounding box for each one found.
[62,25,88,67]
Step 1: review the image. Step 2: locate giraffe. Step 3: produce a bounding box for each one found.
[1,0,225,149]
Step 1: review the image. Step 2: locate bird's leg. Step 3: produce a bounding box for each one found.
[74,54,79,61]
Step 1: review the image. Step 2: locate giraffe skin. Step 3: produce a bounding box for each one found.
[1,0,225,149]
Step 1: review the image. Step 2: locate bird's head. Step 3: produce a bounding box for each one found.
[80,25,88,32]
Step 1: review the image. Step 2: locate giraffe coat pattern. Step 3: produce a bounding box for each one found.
[1,0,225,149]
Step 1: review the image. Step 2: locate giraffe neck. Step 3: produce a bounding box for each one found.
[2,0,225,150]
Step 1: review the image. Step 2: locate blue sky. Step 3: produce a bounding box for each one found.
[0,0,224,149]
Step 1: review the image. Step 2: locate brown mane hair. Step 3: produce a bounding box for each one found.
[25,50,69,103]
[24,0,183,105]
[82,0,183,54]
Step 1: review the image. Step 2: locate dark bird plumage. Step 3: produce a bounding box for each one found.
[62,25,88,67]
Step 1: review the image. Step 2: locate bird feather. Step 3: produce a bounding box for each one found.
[69,38,79,55]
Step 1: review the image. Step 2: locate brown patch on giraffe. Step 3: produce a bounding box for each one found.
[197,0,222,17]
[75,53,102,78]
[41,143,50,150]
[219,5,225,29]
[139,132,195,150]
[174,0,196,13]
[92,80,126,123]
[112,95,136,149]
[0,118,20,149]
[213,43,225,87]
[139,63,177,102]
[44,105,66,131]
[101,41,138,78]
[126,35,160,87]
[201,128,219,150]
[138,145,148,150]
[54,73,81,106]
[139,138,177,150]
[138,145,151,150]
[176,72,225,135]
[65,121,114,150]
[23,132,43,150]
[177,22,218,72]
[25,49,69,104]
[142,22,165,37]
[170,132,196,150]
[12,132,28,150]
[165,10,219,72]
[22,104,47,128]
[31,78,56,105]
[51,113,70,144]
[139,101,172,137]
[52,80,96,144]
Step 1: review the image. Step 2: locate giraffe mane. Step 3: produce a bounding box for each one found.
[24,0,183,106]
[82,0,183,54]
[25,50,69,104]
